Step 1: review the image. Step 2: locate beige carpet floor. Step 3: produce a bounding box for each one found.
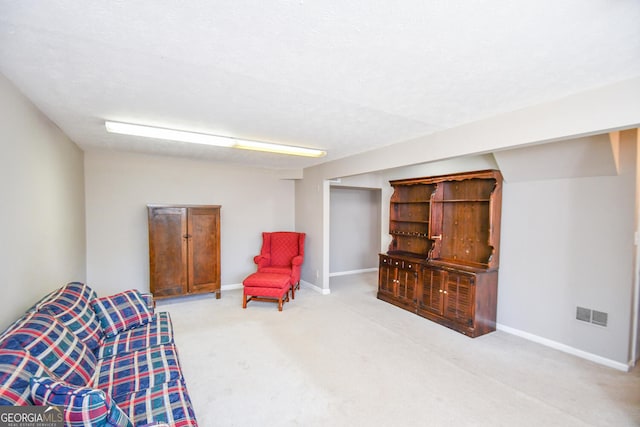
[157,272,640,427]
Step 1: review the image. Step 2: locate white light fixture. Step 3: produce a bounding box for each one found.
[105,121,326,158]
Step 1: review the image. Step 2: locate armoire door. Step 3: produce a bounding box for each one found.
[187,206,221,297]
[148,206,188,298]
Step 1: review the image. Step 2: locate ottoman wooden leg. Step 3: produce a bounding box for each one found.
[278,296,283,312]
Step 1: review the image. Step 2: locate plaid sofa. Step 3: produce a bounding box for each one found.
[0,282,198,426]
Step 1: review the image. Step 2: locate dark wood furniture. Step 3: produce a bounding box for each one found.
[148,205,221,299]
[378,170,503,337]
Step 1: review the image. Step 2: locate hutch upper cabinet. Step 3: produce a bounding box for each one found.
[148,205,221,299]
[377,170,502,337]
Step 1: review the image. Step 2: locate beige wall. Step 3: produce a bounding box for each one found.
[296,165,328,292]
[0,74,86,330]
[498,137,636,365]
[84,149,295,296]
[308,143,637,366]
[1,68,638,368]
[297,78,640,367]
[329,187,381,274]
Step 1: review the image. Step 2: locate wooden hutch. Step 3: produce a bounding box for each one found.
[378,170,503,337]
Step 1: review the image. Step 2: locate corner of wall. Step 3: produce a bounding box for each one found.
[609,131,621,174]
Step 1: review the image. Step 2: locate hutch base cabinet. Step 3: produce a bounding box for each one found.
[377,170,502,338]
[417,266,497,337]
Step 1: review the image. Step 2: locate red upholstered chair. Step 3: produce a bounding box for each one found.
[253,232,306,298]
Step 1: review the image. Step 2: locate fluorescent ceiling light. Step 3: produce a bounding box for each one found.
[105,121,326,158]
[105,121,235,147]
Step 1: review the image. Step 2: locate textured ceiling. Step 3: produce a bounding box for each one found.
[1,1,639,170]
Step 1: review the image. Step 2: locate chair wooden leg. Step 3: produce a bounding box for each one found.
[242,293,247,309]
[291,284,295,299]
[278,296,283,311]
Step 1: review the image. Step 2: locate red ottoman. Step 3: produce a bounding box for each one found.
[242,272,291,312]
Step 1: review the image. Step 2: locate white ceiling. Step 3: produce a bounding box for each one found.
[1,1,639,170]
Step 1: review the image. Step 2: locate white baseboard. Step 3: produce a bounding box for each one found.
[221,283,243,291]
[225,281,333,295]
[301,280,331,295]
[226,281,332,295]
[497,323,631,372]
[329,268,378,277]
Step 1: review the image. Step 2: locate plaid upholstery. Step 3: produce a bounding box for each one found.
[9,312,97,386]
[0,286,65,338]
[0,286,198,425]
[113,380,198,427]
[140,293,155,313]
[96,312,174,359]
[31,376,133,427]
[0,315,31,339]
[27,286,66,313]
[0,338,56,405]
[40,282,103,351]
[91,290,153,338]
[93,343,183,398]
[9,282,89,335]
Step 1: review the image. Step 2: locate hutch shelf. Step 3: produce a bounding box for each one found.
[377,170,503,337]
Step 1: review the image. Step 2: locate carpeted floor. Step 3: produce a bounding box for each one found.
[157,272,640,427]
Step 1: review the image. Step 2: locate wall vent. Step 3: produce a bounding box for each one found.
[591,310,608,327]
[576,306,591,322]
[576,306,608,327]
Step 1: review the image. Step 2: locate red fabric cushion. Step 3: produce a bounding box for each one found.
[244,286,289,298]
[243,273,290,289]
[270,233,300,267]
[260,266,292,276]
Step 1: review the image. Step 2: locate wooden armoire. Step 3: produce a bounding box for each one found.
[378,170,502,337]
[147,205,221,299]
